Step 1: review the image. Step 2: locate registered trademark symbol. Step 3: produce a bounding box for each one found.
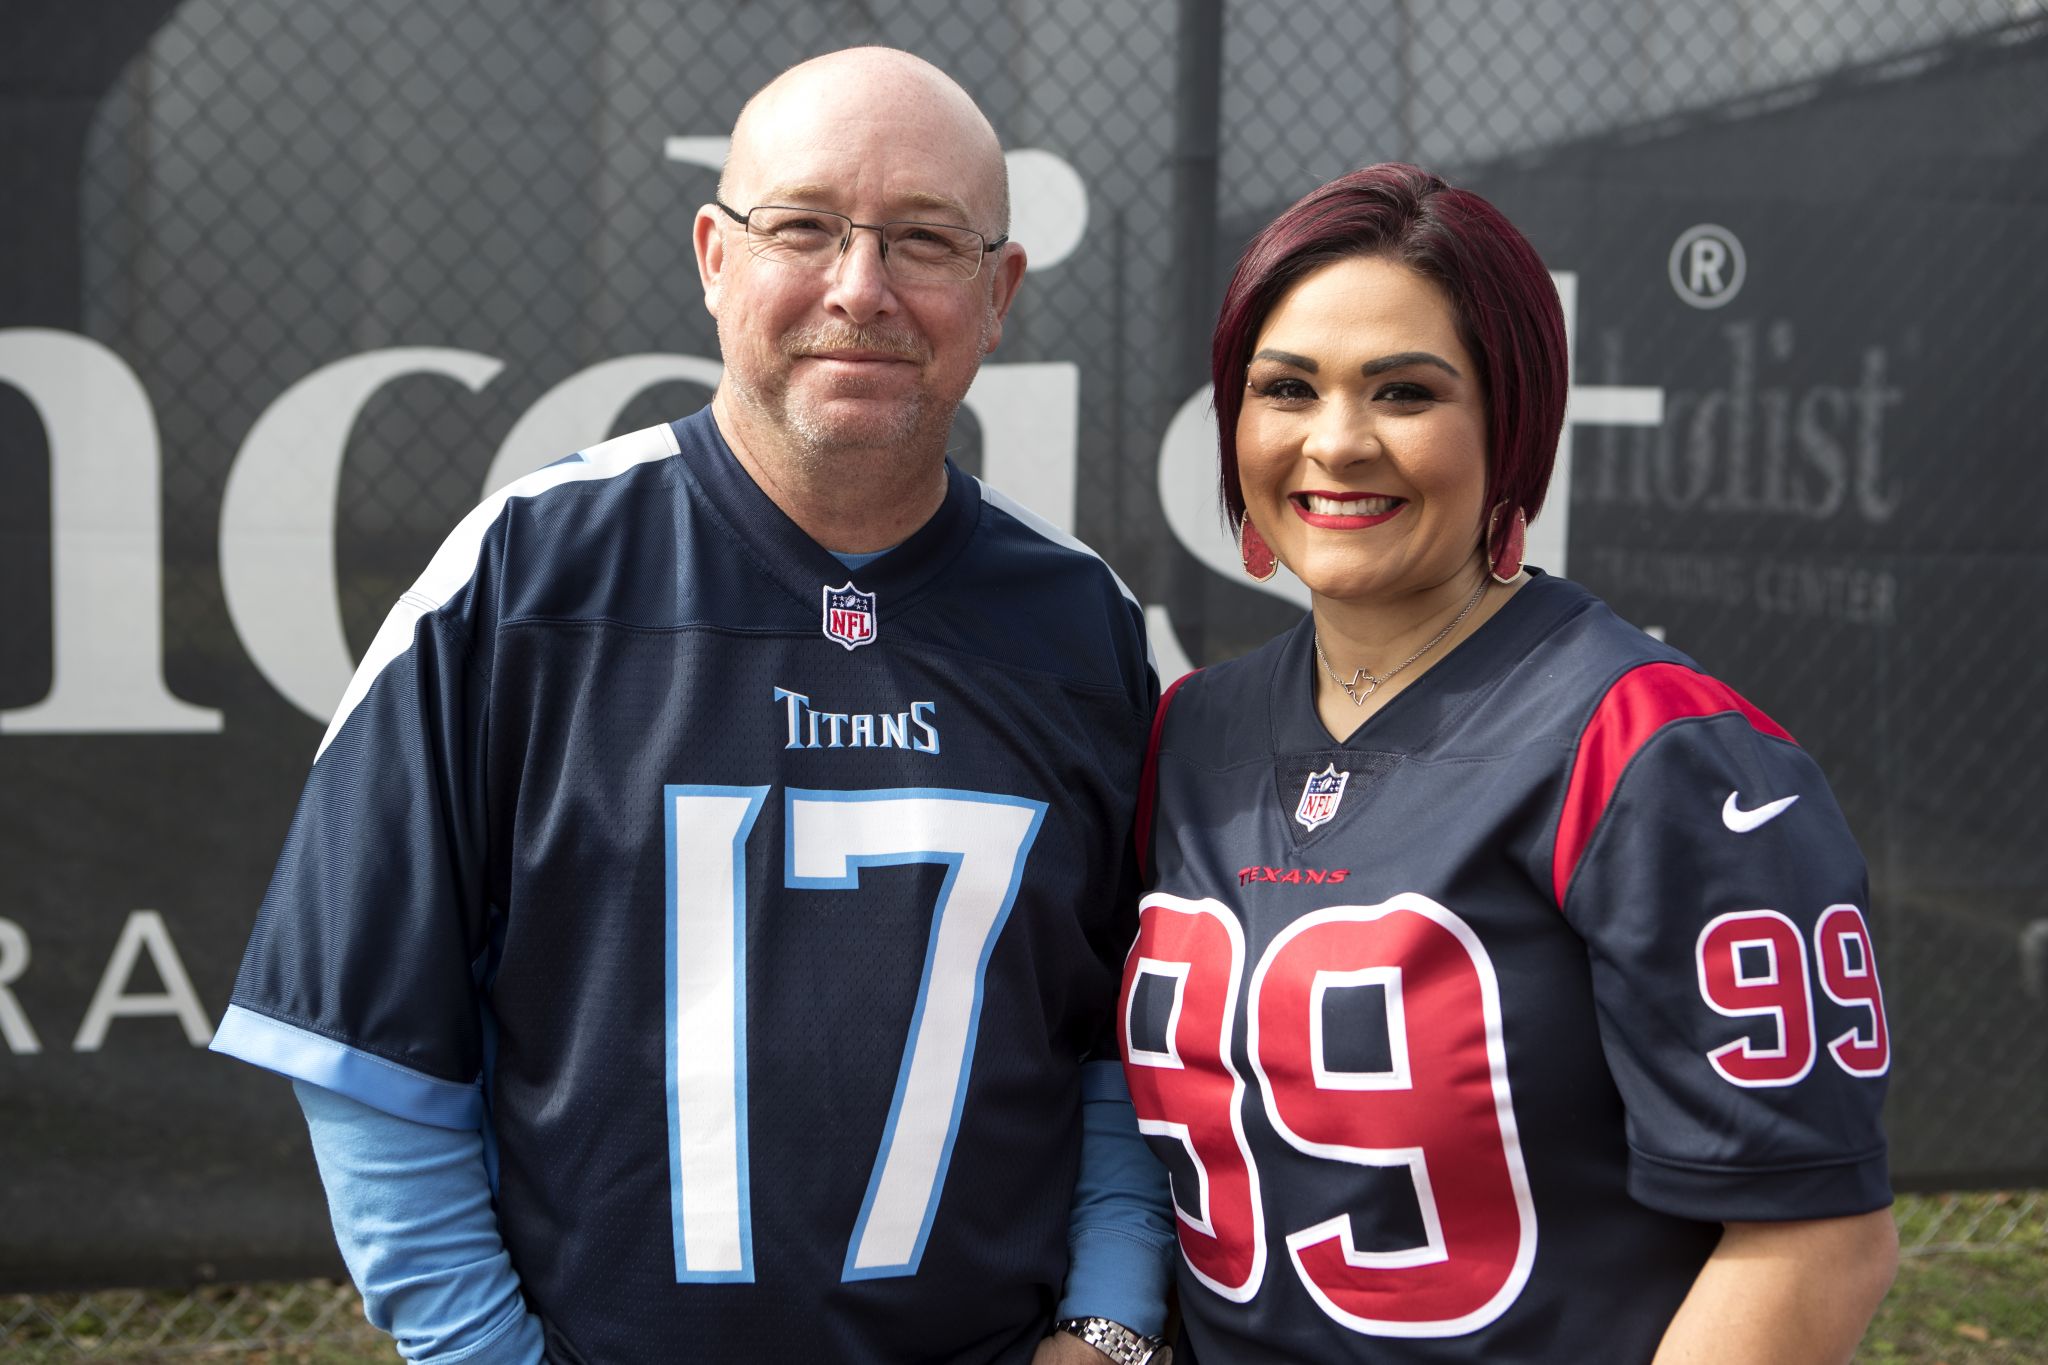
[1668,224,1746,309]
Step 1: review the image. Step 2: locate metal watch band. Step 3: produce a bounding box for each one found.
[1052,1316,1169,1365]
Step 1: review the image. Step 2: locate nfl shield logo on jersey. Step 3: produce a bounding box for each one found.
[1294,763,1350,831]
[822,582,878,651]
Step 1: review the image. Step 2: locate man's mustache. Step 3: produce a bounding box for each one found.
[783,323,927,363]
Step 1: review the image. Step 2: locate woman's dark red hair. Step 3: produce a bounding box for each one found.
[1211,163,1567,538]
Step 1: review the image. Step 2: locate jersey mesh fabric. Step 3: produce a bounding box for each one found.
[219,408,1155,1363]
[1129,571,1889,1364]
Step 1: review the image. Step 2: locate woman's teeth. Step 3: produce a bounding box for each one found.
[1301,494,1397,516]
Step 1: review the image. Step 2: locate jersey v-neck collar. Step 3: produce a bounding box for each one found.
[665,407,982,612]
[1269,570,1584,757]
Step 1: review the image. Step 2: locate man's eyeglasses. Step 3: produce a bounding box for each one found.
[715,199,1007,283]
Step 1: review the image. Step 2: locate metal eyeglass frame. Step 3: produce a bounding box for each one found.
[713,198,1008,282]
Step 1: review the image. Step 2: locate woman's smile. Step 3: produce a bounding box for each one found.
[1291,491,1405,527]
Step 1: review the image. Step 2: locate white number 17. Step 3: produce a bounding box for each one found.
[662,785,1046,1283]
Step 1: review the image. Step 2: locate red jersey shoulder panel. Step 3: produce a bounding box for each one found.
[1551,661,1794,907]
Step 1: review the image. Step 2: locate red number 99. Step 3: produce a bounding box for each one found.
[1120,893,1535,1337]
[1119,896,1266,1300]
[1815,905,1888,1076]
[1696,910,1816,1086]
[1249,901,1534,1336]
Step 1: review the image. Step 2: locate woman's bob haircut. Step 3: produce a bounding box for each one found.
[1211,163,1568,538]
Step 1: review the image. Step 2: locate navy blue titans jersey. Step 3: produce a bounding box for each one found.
[214,407,1156,1363]
[1122,572,1889,1364]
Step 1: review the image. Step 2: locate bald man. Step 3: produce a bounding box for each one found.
[213,47,1174,1365]
[702,46,1025,552]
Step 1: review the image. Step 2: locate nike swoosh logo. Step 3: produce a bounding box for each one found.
[1723,791,1799,832]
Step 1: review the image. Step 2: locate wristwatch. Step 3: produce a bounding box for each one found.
[1053,1316,1173,1364]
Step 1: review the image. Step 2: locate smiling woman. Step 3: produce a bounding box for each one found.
[1234,255,1492,676]
[1122,164,1899,1364]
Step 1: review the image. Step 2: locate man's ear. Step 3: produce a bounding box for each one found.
[694,205,727,316]
[981,242,1029,354]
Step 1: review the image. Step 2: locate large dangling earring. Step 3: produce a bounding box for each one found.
[1238,517,1278,582]
[1485,503,1526,584]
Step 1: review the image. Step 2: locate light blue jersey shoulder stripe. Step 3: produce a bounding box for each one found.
[973,480,1159,681]
[212,1003,485,1129]
[315,422,682,761]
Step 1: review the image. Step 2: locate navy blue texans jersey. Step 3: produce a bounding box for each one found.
[1123,572,1889,1364]
[213,408,1156,1363]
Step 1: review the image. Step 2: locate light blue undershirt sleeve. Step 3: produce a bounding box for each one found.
[293,1080,544,1364]
[1056,1060,1177,1335]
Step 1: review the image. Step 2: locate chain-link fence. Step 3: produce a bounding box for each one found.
[5,0,2046,1319]
[2,1280,378,1361]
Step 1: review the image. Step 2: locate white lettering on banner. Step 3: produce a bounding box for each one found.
[0,333,1087,727]
[0,330,222,734]
[72,910,213,1051]
[0,913,218,1054]
[1551,272,1665,572]
[961,362,1079,537]
[221,349,506,721]
[0,273,1668,726]
[0,918,42,1054]
[998,150,1089,271]
[1576,321,1902,524]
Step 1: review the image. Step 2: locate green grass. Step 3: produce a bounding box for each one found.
[0,1281,389,1363]
[6,1193,2044,1362]
[1860,1249,2048,1364]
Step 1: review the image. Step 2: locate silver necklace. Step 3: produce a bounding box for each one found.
[1314,577,1489,707]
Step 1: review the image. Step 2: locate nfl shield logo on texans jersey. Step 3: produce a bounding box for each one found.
[1294,763,1350,831]
[822,582,878,651]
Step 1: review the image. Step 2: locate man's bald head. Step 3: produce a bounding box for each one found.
[694,47,1029,548]
[720,47,1010,234]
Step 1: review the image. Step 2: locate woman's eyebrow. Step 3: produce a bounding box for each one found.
[1251,347,1317,371]
[1362,350,1461,378]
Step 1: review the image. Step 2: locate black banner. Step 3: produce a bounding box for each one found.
[1466,33,2048,1189]
[3,1,2043,1289]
